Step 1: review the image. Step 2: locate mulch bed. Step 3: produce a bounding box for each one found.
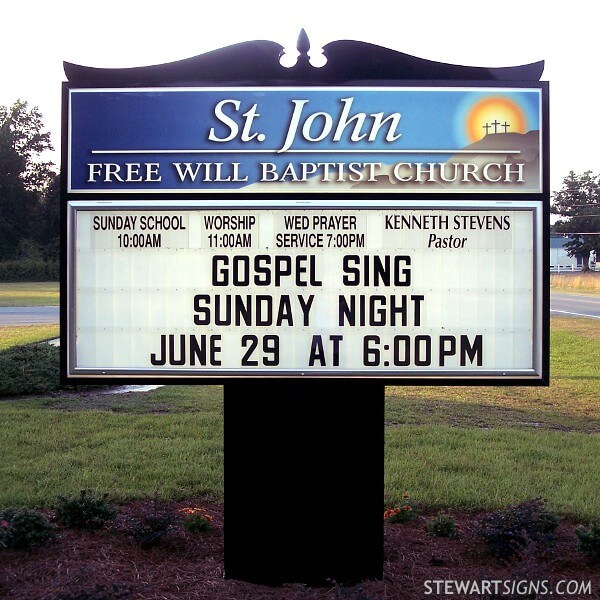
[1,499,599,599]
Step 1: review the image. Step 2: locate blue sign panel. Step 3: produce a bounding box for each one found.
[68,87,542,194]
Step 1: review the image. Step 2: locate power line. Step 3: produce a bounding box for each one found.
[552,214,600,217]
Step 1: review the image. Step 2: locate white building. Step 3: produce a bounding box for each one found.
[550,235,596,271]
[550,235,578,270]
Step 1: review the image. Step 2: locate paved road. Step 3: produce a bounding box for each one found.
[550,293,600,319]
[0,293,598,325]
[0,305,60,325]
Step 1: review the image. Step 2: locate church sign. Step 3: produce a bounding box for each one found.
[61,34,549,587]
[62,48,548,385]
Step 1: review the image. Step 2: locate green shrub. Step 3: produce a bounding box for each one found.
[112,505,176,548]
[179,507,213,533]
[0,259,59,282]
[55,490,118,530]
[0,343,60,396]
[477,498,559,562]
[575,520,600,563]
[131,511,176,547]
[0,507,55,549]
[384,493,420,524]
[112,492,175,547]
[426,512,457,538]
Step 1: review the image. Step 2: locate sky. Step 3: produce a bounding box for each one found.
[0,0,595,195]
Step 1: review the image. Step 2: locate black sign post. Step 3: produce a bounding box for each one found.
[225,381,384,585]
[62,30,548,587]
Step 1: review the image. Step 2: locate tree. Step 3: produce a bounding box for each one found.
[551,171,600,271]
[34,172,60,261]
[0,100,55,260]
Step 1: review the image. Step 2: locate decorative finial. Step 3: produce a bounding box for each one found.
[280,29,325,68]
[297,29,310,62]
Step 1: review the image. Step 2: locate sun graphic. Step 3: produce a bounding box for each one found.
[466,96,527,143]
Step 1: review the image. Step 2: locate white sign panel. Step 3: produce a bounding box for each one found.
[67,200,544,380]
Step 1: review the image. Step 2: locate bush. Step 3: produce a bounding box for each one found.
[113,507,177,548]
[55,490,118,530]
[0,507,55,549]
[0,259,59,282]
[575,520,600,563]
[112,492,176,547]
[384,493,420,524]
[0,342,104,397]
[179,507,213,533]
[426,512,457,538]
[131,510,176,547]
[477,498,559,562]
[0,343,61,396]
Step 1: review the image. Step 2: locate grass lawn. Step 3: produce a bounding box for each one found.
[384,316,600,519]
[551,272,600,294]
[0,386,224,508]
[0,324,60,350]
[385,425,600,519]
[0,282,59,306]
[0,315,598,520]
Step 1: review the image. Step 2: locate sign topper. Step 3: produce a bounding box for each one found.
[61,32,549,384]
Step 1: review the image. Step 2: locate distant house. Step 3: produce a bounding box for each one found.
[550,235,584,271]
